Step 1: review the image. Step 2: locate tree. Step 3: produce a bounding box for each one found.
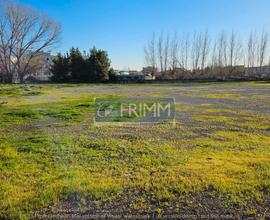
[258,31,268,68]
[191,31,202,71]
[50,53,69,82]
[181,33,190,70]
[217,31,228,68]
[88,47,111,82]
[211,40,218,68]
[170,33,179,74]
[0,0,61,83]
[158,33,164,73]
[69,47,87,82]
[144,33,157,75]
[233,34,243,66]
[228,31,236,67]
[163,34,170,74]
[247,31,257,68]
[144,29,269,80]
[227,31,243,73]
[108,68,117,82]
[50,47,111,83]
[200,30,210,72]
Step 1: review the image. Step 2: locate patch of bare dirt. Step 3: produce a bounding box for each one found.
[34,191,270,219]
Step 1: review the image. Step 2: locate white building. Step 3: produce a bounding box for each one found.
[25,52,54,82]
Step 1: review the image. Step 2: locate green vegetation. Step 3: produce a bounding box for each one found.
[0,82,270,219]
[50,47,114,83]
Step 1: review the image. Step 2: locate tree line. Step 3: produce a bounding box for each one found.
[50,47,115,83]
[144,30,270,78]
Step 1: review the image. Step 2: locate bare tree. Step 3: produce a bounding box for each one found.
[247,31,257,68]
[226,31,244,73]
[216,31,228,70]
[258,30,269,68]
[228,31,236,67]
[211,40,218,67]
[170,33,179,74]
[144,33,157,74]
[178,34,185,69]
[158,33,164,73]
[200,30,210,71]
[191,31,202,71]
[179,33,190,70]
[0,0,61,83]
[163,34,170,74]
[183,33,190,70]
[144,29,269,80]
[234,36,243,66]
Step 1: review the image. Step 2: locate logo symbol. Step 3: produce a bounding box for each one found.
[94,97,175,125]
[97,104,114,117]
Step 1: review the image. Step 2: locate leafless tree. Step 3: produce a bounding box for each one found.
[226,31,244,73]
[158,33,164,73]
[0,0,61,83]
[234,36,243,66]
[200,30,210,71]
[145,29,269,80]
[179,33,190,70]
[228,31,236,67]
[183,33,190,70]
[211,40,218,67]
[178,34,185,69]
[217,31,228,67]
[258,30,269,68]
[247,31,257,68]
[163,34,170,74]
[170,33,179,73]
[144,33,157,73]
[191,31,202,71]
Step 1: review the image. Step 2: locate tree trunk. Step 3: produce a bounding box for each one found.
[19,74,24,83]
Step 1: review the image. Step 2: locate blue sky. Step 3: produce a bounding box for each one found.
[19,0,270,70]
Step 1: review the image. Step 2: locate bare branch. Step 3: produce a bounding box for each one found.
[0,0,61,82]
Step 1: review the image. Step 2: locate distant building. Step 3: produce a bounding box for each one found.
[116,69,155,81]
[116,71,130,76]
[128,70,139,75]
[25,52,53,81]
[144,74,155,80]
[142,66,157,75]
[1,51,53,82]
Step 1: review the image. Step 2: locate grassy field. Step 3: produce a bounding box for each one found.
[0,82,270,219]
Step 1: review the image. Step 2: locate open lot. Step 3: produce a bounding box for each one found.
[0,82,270,219]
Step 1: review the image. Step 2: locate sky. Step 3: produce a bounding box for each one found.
[18,0,270,70]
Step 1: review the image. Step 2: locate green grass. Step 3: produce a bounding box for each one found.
[0,82,270,219]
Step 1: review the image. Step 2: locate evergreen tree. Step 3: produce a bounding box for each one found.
[51,47,111,83]
[69,47,87,82]
[88,47,111,82]
[50,53,70,82]
[108,68,117,82]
